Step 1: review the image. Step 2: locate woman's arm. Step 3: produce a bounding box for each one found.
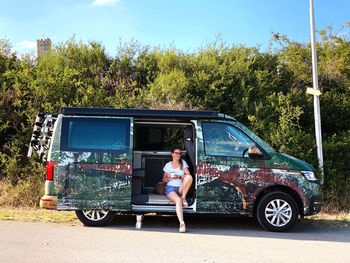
[184,168,191,176]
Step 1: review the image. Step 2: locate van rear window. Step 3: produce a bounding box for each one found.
[61,117,130,153]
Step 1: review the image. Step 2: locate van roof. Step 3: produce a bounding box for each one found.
[60,107,235,120]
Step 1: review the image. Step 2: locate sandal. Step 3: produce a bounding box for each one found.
[179,222,186,233]
[182,198,188,208]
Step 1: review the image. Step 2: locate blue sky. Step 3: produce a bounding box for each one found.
[0,0,349,56]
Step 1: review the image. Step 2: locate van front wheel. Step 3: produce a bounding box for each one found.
[256,192,298,232]
[75,210,116,226]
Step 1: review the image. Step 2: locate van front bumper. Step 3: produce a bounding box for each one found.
[305,194,323,216]
[40,195,57,210]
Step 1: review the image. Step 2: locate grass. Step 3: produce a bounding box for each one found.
[0,207,78,223]
[301,211,350,227]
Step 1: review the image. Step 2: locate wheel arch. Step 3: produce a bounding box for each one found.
[253,185,304,217]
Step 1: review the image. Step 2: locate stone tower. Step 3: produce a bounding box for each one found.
[36,38,52,58]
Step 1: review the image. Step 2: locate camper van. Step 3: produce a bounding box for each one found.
[28,107,322,232]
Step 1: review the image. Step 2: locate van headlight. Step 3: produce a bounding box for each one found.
[300,171,319,182]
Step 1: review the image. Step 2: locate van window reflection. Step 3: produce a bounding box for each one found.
[202,122,255,157]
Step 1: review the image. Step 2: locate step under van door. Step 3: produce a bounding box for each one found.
[56,116,133,211]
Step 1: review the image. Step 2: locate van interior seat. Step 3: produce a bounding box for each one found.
[132,168,145,195]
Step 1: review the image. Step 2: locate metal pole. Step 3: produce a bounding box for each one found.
[309,0,324,184]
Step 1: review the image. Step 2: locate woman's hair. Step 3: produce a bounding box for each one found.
[171,148,183,170]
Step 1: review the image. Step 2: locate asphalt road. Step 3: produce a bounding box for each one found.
[1,215,349,263]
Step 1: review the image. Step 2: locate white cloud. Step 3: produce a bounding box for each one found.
[16,40,36,49]
[13,40,36,54]
[91,0,120,6]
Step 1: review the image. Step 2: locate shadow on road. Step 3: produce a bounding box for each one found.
[102,214,350,243]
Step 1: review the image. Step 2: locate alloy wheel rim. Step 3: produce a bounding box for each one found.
[82,210,109,221]
[264,199,292,227]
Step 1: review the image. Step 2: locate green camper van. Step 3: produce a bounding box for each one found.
[28,107,322,232]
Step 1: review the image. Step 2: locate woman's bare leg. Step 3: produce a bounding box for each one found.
[166,192,184,223]
[179,175,193,199]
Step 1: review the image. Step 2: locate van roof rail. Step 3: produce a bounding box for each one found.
[60,107,232,120]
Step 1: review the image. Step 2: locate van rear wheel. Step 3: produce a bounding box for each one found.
[75,210,116,226]
[256,192,298,232]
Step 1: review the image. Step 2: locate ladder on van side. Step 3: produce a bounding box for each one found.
[27,113,58,161]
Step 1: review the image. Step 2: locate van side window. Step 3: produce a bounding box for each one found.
[202,122,255,157]
[61,117,130,153]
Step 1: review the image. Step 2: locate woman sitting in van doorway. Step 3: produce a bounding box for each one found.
[162,148,193,233]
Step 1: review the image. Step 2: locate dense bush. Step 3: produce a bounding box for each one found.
[0,25,349,209]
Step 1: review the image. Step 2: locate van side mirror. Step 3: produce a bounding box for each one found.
[248,145,264,159]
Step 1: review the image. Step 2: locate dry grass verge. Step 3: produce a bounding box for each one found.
[0,207,78,223]
[0,178,44,207]
[301,211,350,227]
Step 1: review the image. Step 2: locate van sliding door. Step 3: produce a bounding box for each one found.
[56,116,133,211]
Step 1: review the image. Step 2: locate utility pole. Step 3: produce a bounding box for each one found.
[308,0,324,184]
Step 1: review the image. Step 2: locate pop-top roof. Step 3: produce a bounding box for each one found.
[60,107,231,120]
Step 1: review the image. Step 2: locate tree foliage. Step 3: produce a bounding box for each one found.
[0,24,349,209]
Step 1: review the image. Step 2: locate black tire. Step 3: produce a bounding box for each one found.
[256,191,299,232]
[75,210,116,226]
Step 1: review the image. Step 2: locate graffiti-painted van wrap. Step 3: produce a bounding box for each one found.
[52,116,133,211]
[196,120,322,215]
